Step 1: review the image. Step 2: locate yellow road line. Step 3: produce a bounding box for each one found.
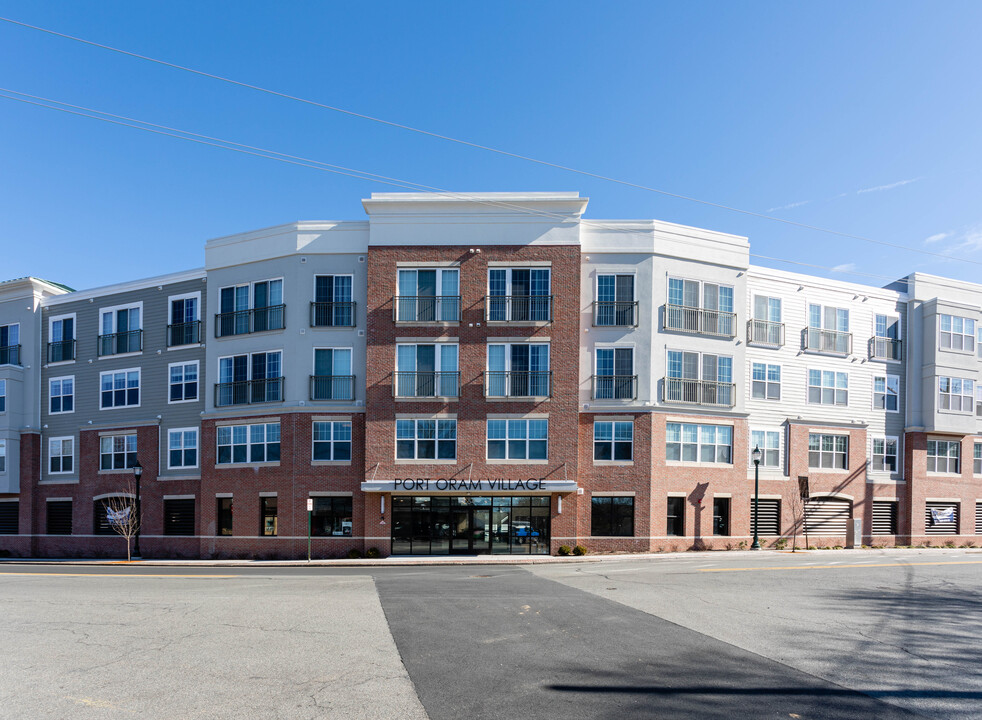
[0,572,239,578]
[700,560,982,573]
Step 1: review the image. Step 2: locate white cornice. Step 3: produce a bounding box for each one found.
[748,264,907,302]
[42,268,206,307]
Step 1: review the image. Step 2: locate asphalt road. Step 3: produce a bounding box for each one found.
[0,549,979,719]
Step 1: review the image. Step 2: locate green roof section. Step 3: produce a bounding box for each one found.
[0,276,75,293]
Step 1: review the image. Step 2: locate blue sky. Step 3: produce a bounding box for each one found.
[1,1,981,291]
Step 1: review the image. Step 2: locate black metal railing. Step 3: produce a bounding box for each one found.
[747,319,785,346]
[98,330,143,356]
[485,295,553,322]
[393,296,460,323]
[310,302,356,327]
[484,371,552,398]
[167,320,201,347]
[664,304,736,337]
[392,371,459,398]
[804,328,852,355]
[592,375,638,400]
[869,337,902,361]
[47,340,75,363]
[663,378,736,407]
[309,375,355,401]
[0,344,21,365]
[215,305,286,337]
[214,377,284,407]
[593,301,638,327]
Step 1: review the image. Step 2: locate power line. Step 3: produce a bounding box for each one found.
[0,14,960,269]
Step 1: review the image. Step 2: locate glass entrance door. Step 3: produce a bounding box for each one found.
[450,508,490,554]
[450,509,470,554]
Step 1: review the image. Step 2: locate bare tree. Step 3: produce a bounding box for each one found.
[788,486,804,552]
[104,481,140,561]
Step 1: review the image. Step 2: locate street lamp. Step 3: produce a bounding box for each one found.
[751,445,761,550]
[132,460,143,560]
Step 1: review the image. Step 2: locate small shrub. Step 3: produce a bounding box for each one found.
[807,546,817,550]
[774,538,788,550]
[346,548,363,559]
[944,541,956,548]
[366,547,381,558]
[737,541,747,550]
[557,545,571,556]
[573,545,588,556]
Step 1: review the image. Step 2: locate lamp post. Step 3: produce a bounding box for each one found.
[133,460,143,560]
[751,445,761,550]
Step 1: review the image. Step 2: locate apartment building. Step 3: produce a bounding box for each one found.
[0,192,977,558]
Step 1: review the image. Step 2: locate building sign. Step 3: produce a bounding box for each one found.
[361,477,579,493]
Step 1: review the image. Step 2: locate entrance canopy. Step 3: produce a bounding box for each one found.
[361,478,578,493]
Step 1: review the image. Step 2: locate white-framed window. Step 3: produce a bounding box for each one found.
[487,343,550,397]
[808,433,848,470]
[974,442,982,475]
[48,313,75,363]
[927,439,960,474]
[751,363,781,400]
[312,348,354,400]
[216,423,281,464]
[666,423,733,463]
[873,375,900,412]
[871,437,898,472]
[0,439,5,473]
[312,421,352,461]
[666,350,734,405]
[753,295,782,323]
[218,278,284,335]
[938,377,974,413]
[217,351,283,405]
[100,434,137,470]
[100,368,140,409]
[99,303,143,355]
[168,428,198,469]
[939,314,976,352]
[750,429,781,468]
[48,437,73,474]
[49,376,74,414]
[807,303,850,353]
[168,291,201,345]
[595,274,636,326]
[668,278,734,313]
[396,268,460,322]
[487,268,552,322]
[0,379,5,413]
[0,323,19,365]
[313,274,355,326]
[487,419,548,460]
[977,385,982,417]
[169,361,199,403]
[807,369,848,406]
[594,420,633,461]
[396,419,457,460]
[395,343,459,397]
[594,347,635,399]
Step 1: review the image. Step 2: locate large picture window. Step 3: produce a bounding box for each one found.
[808,433,848,470]
[396,419,456,460]
[939,377,974,413]
[927,439,960,474]
[100,369,140,409]
[666,423,732,463]
[100,434,137,470]
[487,419,548,460]
[313,421,352,461]
[807,369,848,406]
[594,421,633,461]
[311,497,353,537]
[939,314,975,352]
[591,497,634,536]
[217,423,281,464]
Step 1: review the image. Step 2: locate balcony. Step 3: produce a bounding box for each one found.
[664,304,736,338]
[215,305,286,337]
[662,378,736,407]
[803,328,852,355]
[214,377,284,407]
[393,296,460,323]
[309,375,355,401]
[98,330,143,356]
[593,301,638,327]
[167,321,201,347]
[0,344,21,365]
[869,337,902,361]
[747,319,785,347]
[392,371,459,398]
[47,340,75,363]
[486,295,553,323]
[310,302,356,328]
[592,375,638,400]
[484,371,552,398]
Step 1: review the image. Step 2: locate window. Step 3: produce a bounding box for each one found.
[100,434,137,470]
[313,275,354,326]
[169,362,199,403]
[939,314,975,352]
[750,430,781,468]
[594,421,633,461]
[666,423,733,463]
[749,295,783,344]
[808,434,848,470]
[594,347,635,399]
[396,269,460,322]
[46,500,72,535]
[260,497,278,536]
[0,323,19,365]
[168,428,198,469]
[0,440,4,473]
[977,386,982,417]
[872,314,901,360]
[216,497,233,536]
[807,369,848,406]
[217,423,281,464]
[487,343,550,397]
[395,343,459,397]
[312,348,354,400]
[667,497,685,536]
[595,274,636,326]
[487,419,548,460]
[666,278,735,336]
[163,499,195,536]
[48,314,75,362]
[217,352,283,406]
[313,421,352,461]
[49,437,73,474]
[806,304,850,353]
[927,439,960,473]
[591,497,634,536]
[311,497,353,537]
[975,443,982,474]
[168,293,200,346]
[99,304,142,355]
[872,438,898,472]
[488,268,552,322]
[713,498,730,536]
[100,369,140,409]
[751,363,781,400]
[665,350,733,406]
[0,501,17,534]
[939,377,974,413]
[396,419,456,460]
[873,375,900,412]
[218,279,284,336]
[0,379,5,413]
[49,376,74,414]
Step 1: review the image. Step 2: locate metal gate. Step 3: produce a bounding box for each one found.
[804,498,851,535]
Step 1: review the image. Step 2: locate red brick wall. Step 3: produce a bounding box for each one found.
[904,431,979,543]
